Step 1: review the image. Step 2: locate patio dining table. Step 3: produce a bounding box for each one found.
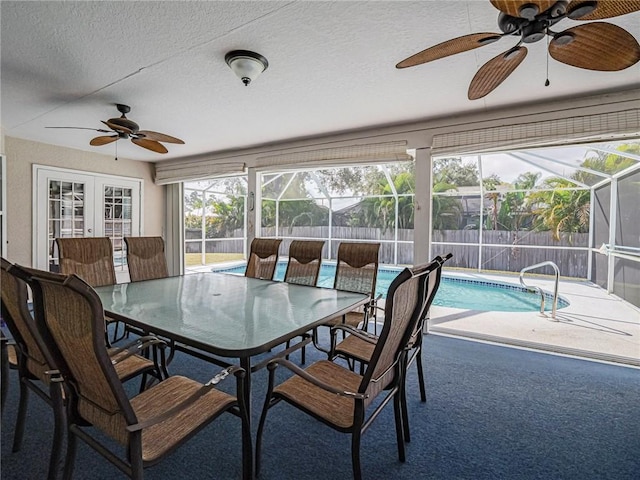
[95,272,368,480]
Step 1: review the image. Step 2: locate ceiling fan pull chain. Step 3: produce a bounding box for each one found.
[545,35,550,87]
[115,139,118,161]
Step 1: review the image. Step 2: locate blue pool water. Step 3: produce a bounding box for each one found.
[212,262,568,313]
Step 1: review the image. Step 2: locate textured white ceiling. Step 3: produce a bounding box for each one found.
[2,1,639,162]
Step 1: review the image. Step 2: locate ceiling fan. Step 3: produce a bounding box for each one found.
[396,0,640,100]
[47,104,184,154]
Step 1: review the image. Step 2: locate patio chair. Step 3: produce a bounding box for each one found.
[330,253,452,441]
[311,242,380,356]
[283,240,325,286]
[124,236,169,282]
[256,262,432,480]
[56,237,117,287]
[0,259,164,480]
[283,240,325,363]
[324,242,380,330]
[56,237,123,342]
[27,269,249,480]
[245,237,282,280]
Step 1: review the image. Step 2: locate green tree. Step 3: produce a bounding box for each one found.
[433,157,479,186]
[432,182,463,230]
[497,172,540,231]
[348,169,415,232]
[574,145,637,184]
[529,178,590,240]
[529,143,638,240]
[483,174,503,230]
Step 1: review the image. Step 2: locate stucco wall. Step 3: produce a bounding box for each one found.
[4,136,164,266]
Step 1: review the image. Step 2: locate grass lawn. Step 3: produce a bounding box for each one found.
[184,253,244,266]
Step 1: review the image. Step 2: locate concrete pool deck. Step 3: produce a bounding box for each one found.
[427,271,640,367]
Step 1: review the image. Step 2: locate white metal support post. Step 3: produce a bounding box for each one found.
[606,178,618,294]
[247,167,258,257]
[414,148,432,264]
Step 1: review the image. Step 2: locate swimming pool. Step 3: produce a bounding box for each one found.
[212,262,569,313]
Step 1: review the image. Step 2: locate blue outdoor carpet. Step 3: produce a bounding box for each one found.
[1,334,639,479]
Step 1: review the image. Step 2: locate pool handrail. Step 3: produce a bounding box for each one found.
[519,261,559,320]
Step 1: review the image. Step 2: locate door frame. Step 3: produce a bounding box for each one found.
[32,164,144,272]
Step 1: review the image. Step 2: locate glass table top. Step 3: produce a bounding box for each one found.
[95,272,368,357]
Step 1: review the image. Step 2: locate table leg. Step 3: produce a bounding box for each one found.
[240,357,254,480]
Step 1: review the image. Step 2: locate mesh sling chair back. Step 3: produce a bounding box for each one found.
[245,238,282,280]
[56,237,117,287]
[324,242,380,330]
[256,262,433,480]
[330,254,452,442]
[283,240,325,287]
[124,236,169,282]
[55,237,124,342]
[1,260,165,480]
[27,270,249,480]
[282,240,325,363]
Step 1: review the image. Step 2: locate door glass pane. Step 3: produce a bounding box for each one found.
[104,185,132,271]
[48,180,86,271]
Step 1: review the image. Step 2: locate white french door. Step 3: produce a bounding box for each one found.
[33,166,143,282]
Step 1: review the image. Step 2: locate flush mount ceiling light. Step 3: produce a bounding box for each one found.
[225,50,269,86]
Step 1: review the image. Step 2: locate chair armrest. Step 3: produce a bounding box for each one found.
[267,358,368,400]
[44,369,64,383]
[330,325,378,344]
[126,365,245,432]
[109,335,166,356]
[252,335,313,372]
[109,336,167,365]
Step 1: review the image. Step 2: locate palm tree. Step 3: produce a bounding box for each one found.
[432,182,463,230]
[529,178,590,240]
[497,172,540,231]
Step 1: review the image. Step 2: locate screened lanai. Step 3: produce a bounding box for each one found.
[183,139,640,312]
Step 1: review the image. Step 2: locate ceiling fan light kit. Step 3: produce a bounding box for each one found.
[225,50,269,86]
[397,0,640,100]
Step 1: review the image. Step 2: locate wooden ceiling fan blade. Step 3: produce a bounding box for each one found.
[101,120,133,134]
[549,23,640,71]
[137,130,185,144]
[89,135,118,146]
[468,46,527,100]
[131,137,168,154]
[396,33,503,68]
[490,1,557,18]
[567,0,640,20]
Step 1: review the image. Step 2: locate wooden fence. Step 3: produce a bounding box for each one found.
[186,227,589,277]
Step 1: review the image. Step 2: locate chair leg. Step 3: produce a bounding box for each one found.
[12,377,29,452]
[401,365,411,443]
[130,435,144,480]
[138,373,148,394]
[416,347,427,403]
[393,392,406,462]
[351,430,363,480]
[62,428,77,480]
[1,338,9,416]
[47,383,66,480]
[255,408,266,477]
